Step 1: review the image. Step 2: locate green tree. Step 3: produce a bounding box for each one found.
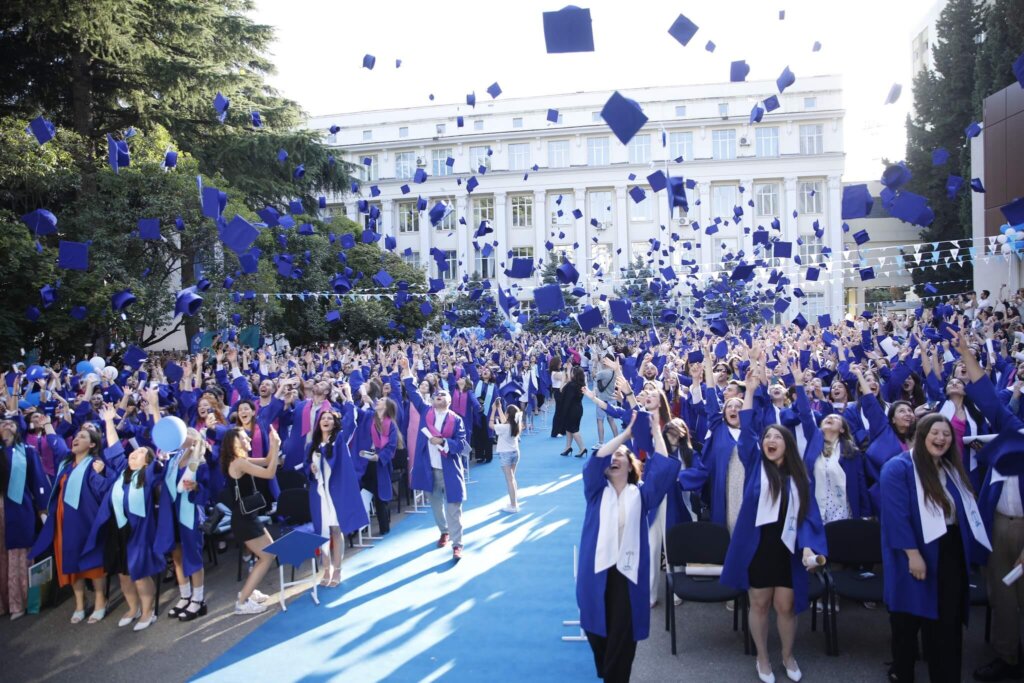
[612,255,660,329]
[973,0,1024,117]
[442,274,504,336]
[0,0,350,206]
[904,0,985,297]
[696,272,759,328]
[522,257,582,333]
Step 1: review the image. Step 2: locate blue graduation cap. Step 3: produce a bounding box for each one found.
[764,95,780,112]
[577,307,603,332]
[466,176,479,193]
[107,134,130,173]
[556,260,580,285]
[220,215,259,253]
[667,14,699,46]
[887,191,934,227]
[750,103,765,124]
[325,310,341,323]
[21,208,57,236]
[428,278,445,294]
[58,241,89,271]
[601,91,648,145]
[730,60,750,82]
[164,150,178,169]
[362,54,376,69]
[773,241,792,259]
[69,305,88,320]
[776,66,796,93]
[26,116,56,145]
[965,122,982,138]
[884,83,902,105]
[818,314,833,328]
[709,318,728,337]
[111,289,136,312]
[213,92,230,121]
[547,108,560,123]
[859,267,875,281]
[881,162,912,190]
[508,258,534,278]
[792,313,808,330]
[138,218,161,240]
[534,284,565,314]
[629,186,646,203]
[174,288,203,317]
[841,184,873,220]
[971,178,985,193]
[667,176,688,216]
[805,266,820,281]
[946,175,964,199]
[1001,197,1024,226]
[853,229,870,245]
[543,5,594,53]
[932,148,949,166]
[609,299,632,325]
[647,170,667,192]
[201,185,226,219]
[487,82,502,99]
[123,345,148,370]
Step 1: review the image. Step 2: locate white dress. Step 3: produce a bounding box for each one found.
[314,446,339,533]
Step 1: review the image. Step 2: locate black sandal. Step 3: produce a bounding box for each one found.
[168,597,190,619]
[178,600,207,621]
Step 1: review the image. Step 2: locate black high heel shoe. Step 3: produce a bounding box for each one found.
[178,600,207,621]
[574,449,587,458]
[559,447,572,456]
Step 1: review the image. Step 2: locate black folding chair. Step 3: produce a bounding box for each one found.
[968,568,992,643]
[823,519,884,656]
[274,488,314,582]
[277,468,307,492]
[664,522,750,655]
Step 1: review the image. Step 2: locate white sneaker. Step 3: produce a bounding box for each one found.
[234,598,268,615]
[250,589,269,604]
[501,505,519,513]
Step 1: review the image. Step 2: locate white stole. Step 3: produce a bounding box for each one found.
[755,466,801,553]
[595,483,642,584]
[938,400,978,471]
[913,453,991,550]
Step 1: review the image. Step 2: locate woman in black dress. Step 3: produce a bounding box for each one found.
[222,425,280,615]
[556,367,587,457]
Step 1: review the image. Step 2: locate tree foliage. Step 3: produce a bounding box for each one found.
[973,0,1024,118]
[612,255,660,330]
[523,258,580,333]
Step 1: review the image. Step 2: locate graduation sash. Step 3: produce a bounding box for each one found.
[595,483,642,584]
[756,468,801,553]
[111,470,146,528]
[164,452,196,530]
[62,456,94,510]
[6,443,27,505]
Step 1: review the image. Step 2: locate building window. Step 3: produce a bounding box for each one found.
[473,119,484,131]
[469,145,491,172]
[475,252,495,278]
[755,127,779,158]
[431,198,456,231]
[548,140,570,168]
[675,105,687,117]
[714,237,740,266]
[590,243,613,276]
[473,196,494,226]
[512,117,523,129]
[627,134,651,164]
[357,154,379,182]
[587,137,609,165]
[511,195,533,228]
[711,185,738,219]
[755,183,779,216]
[591,111,602,122]
[802,291,827,320]
[589,191,613,230]
[803,97,817,109]
[799,234,825,265]
[362,130,372,141]
[628,189,653,221]
[322,203,344,219]
[397,200,418,233]
[799,180,823,214]
[550,245,574,264]
[508,143,530,171]
[402,250,421,269]
[712,129,736,160]
[436,123,446,135]
[669,131,693,161]
[510,246,534,260]
[363,202,381,230]
[718,103,729,117]
[431,148,453,177]
[549,194,572,226]
[440,250,457,280]
[399,126,409,138]
[799,124,824,155]
[395,151,415,180]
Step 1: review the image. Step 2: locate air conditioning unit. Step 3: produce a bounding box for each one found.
[594,221,609,231]
[739,136,751,146]
[416,157,426,167]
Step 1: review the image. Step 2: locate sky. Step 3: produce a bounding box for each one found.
[252,0,938,180]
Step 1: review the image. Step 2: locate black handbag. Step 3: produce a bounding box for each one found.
[234,477,267,515]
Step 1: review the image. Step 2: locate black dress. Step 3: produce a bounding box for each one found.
[230,473,267,543]
[553,382,584,436]
[748,490,794,589]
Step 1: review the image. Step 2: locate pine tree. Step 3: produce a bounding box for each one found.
[904,0,985,297]
[972,0,1024,117]
[524,257,580,332]
[612,255,660,329]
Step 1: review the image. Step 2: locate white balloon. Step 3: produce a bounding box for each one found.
[84,372,100,384]
[89,356,105,371]
[1002,243,1012,255]
[1007,228,1017,237]
[998,234,1008,244]
[101,366,118,382]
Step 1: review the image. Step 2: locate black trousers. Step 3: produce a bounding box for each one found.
[586,567,637,683]
[472,415,493,462]
[360,464,390,535]
[888,527,966,683]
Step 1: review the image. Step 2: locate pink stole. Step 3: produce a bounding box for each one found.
[424,409,456,456]
[247,422,265,459]
[371,417,392,450]
[451,390,468,418]
[301,400,331,437]
[406,403,420,485]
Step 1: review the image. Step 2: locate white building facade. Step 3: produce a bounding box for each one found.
[310,76,846,321]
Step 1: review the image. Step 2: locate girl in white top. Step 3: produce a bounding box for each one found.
[491,401,523,513]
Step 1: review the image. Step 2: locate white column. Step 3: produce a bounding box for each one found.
[698,184,712,273]
[456,196,469,281]
[740,177,755,255]
[783,177,798,244]
[574,188,588,289]
[614,185,629,272]
[494,192,508,290]
[380,199,394,251]
[826,175,844,318]
[418,206,431,276]
[345,203,359,224]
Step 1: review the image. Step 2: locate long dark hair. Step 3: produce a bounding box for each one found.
[308,411,340,462]
[644,384,672,426]
[663,419,694,467]
[912,414,974,517]
[220,426,248,476]
[760,425,811,526]
[505,404,521,438]
[374,398,404,449]
[66,427,102,466]
[900,372,926,407]
[122,447,155,488]
[887,400,916,442]
[570,366,585,386]
[232,399,257,427]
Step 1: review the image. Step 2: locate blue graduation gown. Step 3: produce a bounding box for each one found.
[720,410,827,615]
[86,459,165,581]
[678,388,739,526]
[404,378,467,504]
[306,403,370,535]
[30,447,122,573]
[577,450,681,640]
[880,453,976,622]
[154,455,209,577]
[2,443,50,549]
[862,393,907,511]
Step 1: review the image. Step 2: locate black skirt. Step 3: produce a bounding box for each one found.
[103,521,132,576]
[748,519,794,589]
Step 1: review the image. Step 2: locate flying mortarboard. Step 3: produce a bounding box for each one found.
[884,83,902,105]
[21,208,57,236]
[26,116,56,145]
[841,184,873,220]
[542,5,594,53]
[776,66,796,93]
[763,95,780,112]
[577,307,603,332]
[111,289,136,312]
[609,299,632,325]
[601,91,648,145]
[138,218,161,240]
[508,258,534,278]
[220,215,260,254]
[547,108,560,123]
[1001,197,1024,226]
[730,60,750,82]
[534,284,565,314]
[58,240,89,271]
[667,14,699,46]
[362,54,376,69]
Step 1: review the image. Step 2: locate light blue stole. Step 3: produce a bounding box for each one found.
[62,456,95,510]
[6,443,27,505]
[163,451,196,530]
[111,470,146,528]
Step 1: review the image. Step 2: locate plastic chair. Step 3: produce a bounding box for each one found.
[823,519,884,656]
[664,522,750,656]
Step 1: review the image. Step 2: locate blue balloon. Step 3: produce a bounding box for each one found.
[152,416,187,452]
[76,360,94,375]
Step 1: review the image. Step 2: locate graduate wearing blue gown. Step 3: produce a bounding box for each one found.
[577,412,681,683]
